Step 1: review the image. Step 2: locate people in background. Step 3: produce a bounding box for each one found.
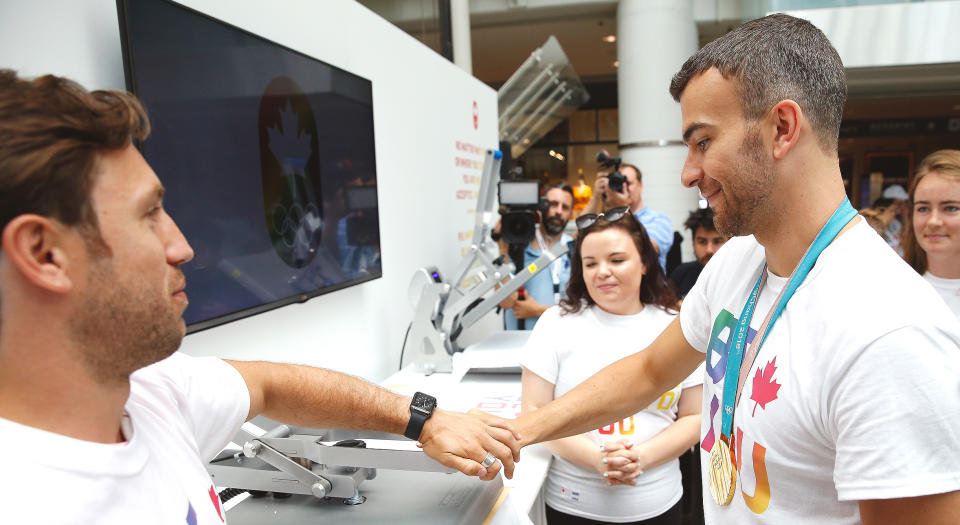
[902,149,960,318]
[582,163,674,272]
[501,183,574,330]
[669,208,728,298]
[869,195,904,251]
[881,184,908,252]
[858,207,887,237]
[0,70,520,524]
[521,208,701,525]
[506,14,960,524]
[572,174,592,217]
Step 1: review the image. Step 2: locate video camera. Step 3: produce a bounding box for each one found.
[596,150,626,193]
[345,184,379,246]
[497,172,544,247]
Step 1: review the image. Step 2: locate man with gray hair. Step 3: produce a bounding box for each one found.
[505,13,960,524]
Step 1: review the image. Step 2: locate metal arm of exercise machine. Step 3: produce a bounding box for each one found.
[400,149,568,374]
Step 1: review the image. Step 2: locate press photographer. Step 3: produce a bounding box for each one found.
[496,180,575,330]
[496,177,542,268]
[581,150,675,271]
[597,149,627,195]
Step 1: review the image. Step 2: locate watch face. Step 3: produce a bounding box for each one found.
[411,392,437,414]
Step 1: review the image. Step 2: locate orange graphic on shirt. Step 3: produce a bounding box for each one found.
[736,427,770,513]
[598,416,635,435]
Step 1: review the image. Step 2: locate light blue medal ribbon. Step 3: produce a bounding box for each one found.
[719,198,858,443]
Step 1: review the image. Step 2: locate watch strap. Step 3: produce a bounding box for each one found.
[404,410,429,441]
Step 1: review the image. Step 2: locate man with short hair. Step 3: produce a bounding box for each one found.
[508,14,960,524]
[670,207,727,297]
[583,163,673,271]
[878,184,908,252]
[0,70,519,524]
[501,183,574,330]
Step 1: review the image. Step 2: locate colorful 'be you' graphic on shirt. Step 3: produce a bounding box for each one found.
[702,309,783,514]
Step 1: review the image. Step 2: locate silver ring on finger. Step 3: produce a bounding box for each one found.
[481,451,497,468]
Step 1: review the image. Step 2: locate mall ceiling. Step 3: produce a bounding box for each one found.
[358,0,960,118]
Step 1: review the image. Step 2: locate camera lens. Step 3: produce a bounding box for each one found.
[608,171,627,193]
[500,211,537,245]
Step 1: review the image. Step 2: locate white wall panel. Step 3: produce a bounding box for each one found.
[0,0,500,381]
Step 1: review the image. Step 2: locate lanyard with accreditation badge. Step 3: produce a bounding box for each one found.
[708,198,858,506]
[534,226,563,304]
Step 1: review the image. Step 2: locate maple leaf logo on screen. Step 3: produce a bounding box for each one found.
[266,100,311,168]
[750,357,782,416]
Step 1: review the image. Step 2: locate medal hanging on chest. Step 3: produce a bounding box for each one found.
[708,260,763,507]
[708,437,737,505]
[709,198,857,507]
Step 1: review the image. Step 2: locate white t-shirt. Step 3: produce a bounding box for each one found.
[0,353,250,525]
[925,271,960,318]
[522,305,704,522]
[680,220,960,524]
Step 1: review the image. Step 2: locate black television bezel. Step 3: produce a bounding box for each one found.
[116,0,382,334]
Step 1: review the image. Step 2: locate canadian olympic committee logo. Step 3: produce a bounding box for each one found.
[258,76,323,269]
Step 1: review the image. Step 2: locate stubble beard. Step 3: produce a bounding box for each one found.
[68,254,184,386]
[543,215,567,236]
[713,128,775,238]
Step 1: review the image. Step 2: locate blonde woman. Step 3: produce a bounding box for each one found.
[902,149,960,317]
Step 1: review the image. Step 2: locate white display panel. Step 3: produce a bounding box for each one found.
[0,0,500,381]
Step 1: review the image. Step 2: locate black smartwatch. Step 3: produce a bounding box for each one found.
[403,391,437,441]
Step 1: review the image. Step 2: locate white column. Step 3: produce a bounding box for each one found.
[451,0,472,74]
[617,0,700,261]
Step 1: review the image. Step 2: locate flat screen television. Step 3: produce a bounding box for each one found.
[117,0,382,333]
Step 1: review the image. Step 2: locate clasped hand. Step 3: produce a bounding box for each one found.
[599,439,644,486]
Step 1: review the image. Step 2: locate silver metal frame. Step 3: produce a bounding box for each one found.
[208,425,455,503]
[400,149,569,374]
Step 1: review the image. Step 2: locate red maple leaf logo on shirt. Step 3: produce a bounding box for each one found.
[208,485,224,522]
[750,357,781,416]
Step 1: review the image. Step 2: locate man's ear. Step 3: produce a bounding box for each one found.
[1,215,75,293]
[769,100,803,160]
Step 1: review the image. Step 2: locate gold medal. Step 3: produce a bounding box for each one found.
[708,439,737,506]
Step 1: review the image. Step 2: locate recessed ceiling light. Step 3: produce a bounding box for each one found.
[613,60,620,68]
[603,35,616,43]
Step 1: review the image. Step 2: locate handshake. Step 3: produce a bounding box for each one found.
[416,408,527,481]
[417,408,644,487]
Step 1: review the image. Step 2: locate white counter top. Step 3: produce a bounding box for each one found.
[381,361,552,525]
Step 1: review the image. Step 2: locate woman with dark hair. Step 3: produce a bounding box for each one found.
[902,149,960,318]
[521,208,703,525]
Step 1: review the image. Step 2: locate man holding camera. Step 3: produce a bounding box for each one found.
[500,183,575,330]
[583,159,674,272]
